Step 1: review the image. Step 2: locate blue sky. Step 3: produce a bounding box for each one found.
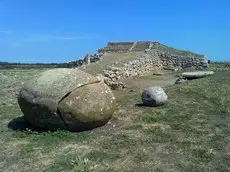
[0,0,229,63]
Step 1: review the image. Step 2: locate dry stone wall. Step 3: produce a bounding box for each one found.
[83,53,104,65]
[146,49,208,69]
[103,56,163,89]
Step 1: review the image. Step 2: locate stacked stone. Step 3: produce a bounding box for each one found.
[103,67,126,90]
[103,57,163,89]
[83,53,104,65]
[122,57,163,76]
[148,49,208,69]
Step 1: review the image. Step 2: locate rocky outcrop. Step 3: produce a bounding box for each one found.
[18,68,115,131]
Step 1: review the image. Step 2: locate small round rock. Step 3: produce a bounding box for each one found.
[142,86,168,107]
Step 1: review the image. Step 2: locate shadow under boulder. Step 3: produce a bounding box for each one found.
[8,116,35,131]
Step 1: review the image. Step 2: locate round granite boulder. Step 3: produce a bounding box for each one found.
[18,68,116,131]
[142,86,168,107]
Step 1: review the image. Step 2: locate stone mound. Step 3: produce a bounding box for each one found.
[72,41,209,90]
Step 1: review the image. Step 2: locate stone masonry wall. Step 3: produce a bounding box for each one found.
[83,53,104,65]
[103,56,163,89]
[147,49,208,69]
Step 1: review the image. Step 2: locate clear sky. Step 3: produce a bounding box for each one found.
[0,0,229,63]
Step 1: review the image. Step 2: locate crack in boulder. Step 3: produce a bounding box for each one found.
[56,80,101,130]
[56,109,69,130]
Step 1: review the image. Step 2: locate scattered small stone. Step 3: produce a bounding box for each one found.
[175,78,187,84]
[130,89,136,92]
[153,71,163,76]
[163,67,175,71]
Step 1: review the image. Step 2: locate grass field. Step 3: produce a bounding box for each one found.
[0,67,230,172]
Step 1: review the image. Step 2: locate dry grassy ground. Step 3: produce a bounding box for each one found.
[0,67,230,172]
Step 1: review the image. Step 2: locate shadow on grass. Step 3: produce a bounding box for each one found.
[135,103,165,107]
[8,116,37,132]
[8,116,109,133]
[135,103,147,107]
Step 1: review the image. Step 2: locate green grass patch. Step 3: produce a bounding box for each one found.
[47,155,91,172]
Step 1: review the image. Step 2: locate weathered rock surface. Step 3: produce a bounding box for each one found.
[18,68,115,131]
[58,82,115,131]
[182,71,214,79]
[142,86,168,106]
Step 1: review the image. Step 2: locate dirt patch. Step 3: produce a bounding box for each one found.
[121,71,177,91]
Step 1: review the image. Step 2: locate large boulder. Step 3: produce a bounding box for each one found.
[142,86,168,107]
[181,71,214,79]
[18,68,116,131]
